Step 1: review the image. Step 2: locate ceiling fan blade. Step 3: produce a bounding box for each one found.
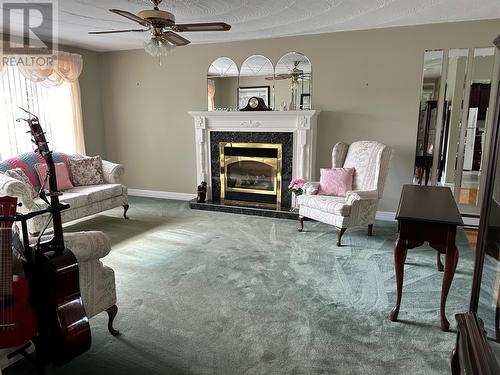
[162,31,190,46]
[110,9,151,27]
[275,74,293,80]
[89,29,149,35]
[171,22,231,32]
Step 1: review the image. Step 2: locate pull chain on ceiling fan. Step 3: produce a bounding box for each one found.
[88,0,231,64]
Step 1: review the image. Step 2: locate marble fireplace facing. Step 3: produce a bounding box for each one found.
[188,110,320,214]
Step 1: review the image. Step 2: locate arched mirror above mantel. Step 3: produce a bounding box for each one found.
[275,52,312,110]
[239,55,274,110]
[207,57,239,111]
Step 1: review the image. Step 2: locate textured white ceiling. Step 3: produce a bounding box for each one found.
[6,0,500,51]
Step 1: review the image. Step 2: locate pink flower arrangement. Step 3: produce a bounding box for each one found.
[288,178,305,196]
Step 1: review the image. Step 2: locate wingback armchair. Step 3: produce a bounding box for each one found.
[297,141,392,246]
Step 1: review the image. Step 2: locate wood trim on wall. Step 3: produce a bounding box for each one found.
[128,189,399,221]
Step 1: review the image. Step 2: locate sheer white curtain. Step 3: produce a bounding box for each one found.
[0,52,85,159]
[207,79,215,111]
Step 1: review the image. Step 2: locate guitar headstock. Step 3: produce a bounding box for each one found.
[16,108,50,156]
[0,196,18,228]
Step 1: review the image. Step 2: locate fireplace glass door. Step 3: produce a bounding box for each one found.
[220,142,282,206]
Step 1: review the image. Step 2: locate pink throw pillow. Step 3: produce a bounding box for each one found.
[318,168,355,197]
[35,163,74,191]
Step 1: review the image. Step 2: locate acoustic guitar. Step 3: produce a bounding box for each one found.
[18,109,91,365]
[0,196,37,349]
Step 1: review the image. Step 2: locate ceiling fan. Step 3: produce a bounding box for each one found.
[267,61,308,82]
[89,0,231,60]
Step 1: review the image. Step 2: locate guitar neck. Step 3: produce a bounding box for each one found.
[44,151,64,250]
[0,227,13,303]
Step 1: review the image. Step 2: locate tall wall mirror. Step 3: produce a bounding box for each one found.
[275,52,312,110]
[238,55,274,109]
[413,46,499,220]
[207,57,239,111]
[414,49,444,185]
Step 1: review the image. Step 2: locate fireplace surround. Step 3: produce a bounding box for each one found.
[189,110,320,216]
[213,132,292,207]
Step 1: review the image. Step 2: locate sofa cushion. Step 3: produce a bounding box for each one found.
[70,184,125,204]
[35,162,74,191]
[33,191,89,210]
[297,194,351,217]
[69,156,105,186]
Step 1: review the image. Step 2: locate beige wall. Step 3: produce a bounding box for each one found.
[96,19,500,212]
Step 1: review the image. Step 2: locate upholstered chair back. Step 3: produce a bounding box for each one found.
[331,141,392,197]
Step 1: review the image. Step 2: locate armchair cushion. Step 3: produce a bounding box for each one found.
[318,168,354,197]
[297,194,351,216]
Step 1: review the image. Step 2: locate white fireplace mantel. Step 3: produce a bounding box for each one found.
[188,110,320,200]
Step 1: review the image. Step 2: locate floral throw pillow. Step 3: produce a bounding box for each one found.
[68,156,105,186]
[4,168,38,198]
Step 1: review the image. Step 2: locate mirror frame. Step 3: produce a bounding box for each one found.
[207,56,239,111]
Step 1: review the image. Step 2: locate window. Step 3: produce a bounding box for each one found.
[0,65,78,159]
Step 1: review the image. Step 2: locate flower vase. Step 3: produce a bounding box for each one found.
[290,191,302,212]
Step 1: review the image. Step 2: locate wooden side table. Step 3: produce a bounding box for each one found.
[389,184,464,331]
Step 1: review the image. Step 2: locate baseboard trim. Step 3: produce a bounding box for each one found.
[129,189,398,221]
[376,211,396,222]
[128,189,196,201]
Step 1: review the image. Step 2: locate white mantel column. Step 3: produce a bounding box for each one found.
[194,116,210,197]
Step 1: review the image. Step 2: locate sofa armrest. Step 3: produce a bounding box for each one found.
[101,160,125,184]
[345,190,379,205]
[303,181,320,195]
[0,173,35,209]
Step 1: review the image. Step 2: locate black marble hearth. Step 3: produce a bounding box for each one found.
[189,199,299,220]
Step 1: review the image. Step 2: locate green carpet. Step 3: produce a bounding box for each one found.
[6,196,474,375]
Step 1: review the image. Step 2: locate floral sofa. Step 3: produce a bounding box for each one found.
[0,151,128,234]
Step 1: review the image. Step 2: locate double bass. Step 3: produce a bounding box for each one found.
[18,109,91,365]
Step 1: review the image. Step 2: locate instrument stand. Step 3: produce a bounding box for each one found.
[5,340,45,375]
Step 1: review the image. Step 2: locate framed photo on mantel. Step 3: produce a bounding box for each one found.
[238,86,270,109]
[300,93,311,110]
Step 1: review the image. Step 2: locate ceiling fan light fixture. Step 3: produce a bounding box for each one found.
[144,36,176,58]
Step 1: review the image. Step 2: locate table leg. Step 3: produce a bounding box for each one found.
[436,252,444,272]
[440,240,459,331]
[390,236,407,322]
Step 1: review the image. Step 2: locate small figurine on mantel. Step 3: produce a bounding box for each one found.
[197,181,207,203]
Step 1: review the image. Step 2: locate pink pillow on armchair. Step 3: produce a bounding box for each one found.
[318,168,355,197]
[35,163,74,191]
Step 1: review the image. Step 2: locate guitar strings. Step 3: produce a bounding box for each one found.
[0,204,15,330]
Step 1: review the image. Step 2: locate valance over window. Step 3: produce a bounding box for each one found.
[1,51,83,87]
